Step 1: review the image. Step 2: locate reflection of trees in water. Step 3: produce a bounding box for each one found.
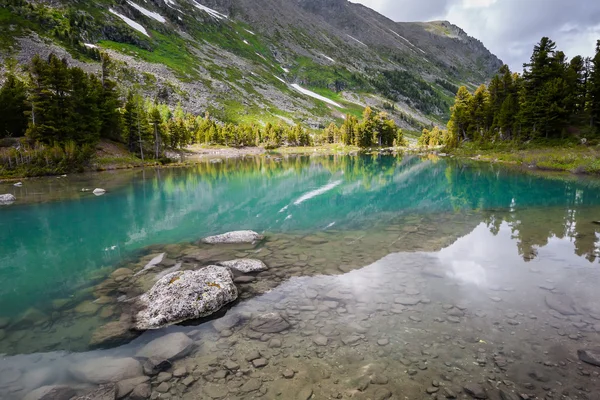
[481,207,600,263]
[442,160,600,263]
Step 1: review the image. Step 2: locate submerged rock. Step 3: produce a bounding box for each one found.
[23,385,76,400]
[71,384,116,400]
[219,259,268,273]
[116,376,150,398]
[69,357,143,384]
[578,349,600,367]
[250,312,290,333]
[464,383,488,399]
[201,230,264,244]
[134,253,166,276]
[545,294,577,315]
[0,194,16,204]
[90,318,137,348]
[136,332,194,361]
[212,312,245,332]
[134,266,238,330]
[11,307,48,329]
[142,357,172,376]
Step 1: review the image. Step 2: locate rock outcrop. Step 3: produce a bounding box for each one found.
[201,231,264,245]
[134,266,238,330]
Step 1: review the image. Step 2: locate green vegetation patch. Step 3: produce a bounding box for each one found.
[100,30,199,80]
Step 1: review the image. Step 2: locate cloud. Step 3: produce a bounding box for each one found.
[353,0,600,72]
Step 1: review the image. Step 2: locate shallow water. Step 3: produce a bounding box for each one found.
[2,155,600,399]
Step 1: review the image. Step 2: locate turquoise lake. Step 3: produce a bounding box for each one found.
[2,154,600,399]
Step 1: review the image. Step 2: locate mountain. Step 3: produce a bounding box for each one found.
[0,0,503,131]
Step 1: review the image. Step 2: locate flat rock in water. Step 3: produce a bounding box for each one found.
[202,230,264,244]
[134,253,165,276]
[136,332,194,361]
[464,383,488,399]
[23,385,76,400]
[394,297,421,306]
[142,357,172,376]
[499,389,521,400]
[545,294,577,316]
[250,312,290,333]
[578,349,600,367]
[219,259,268,273]
[240,379,262,393]
[134,266,238,330]
[69,357,143,384]
[116,376,150,398]
[0,194,16,204]
[212,313,244,332]
[71,384,116,400]
[297,386,313,400]
[90,319,136,348]
[313,334,328,346]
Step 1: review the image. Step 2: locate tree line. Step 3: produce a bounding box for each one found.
[434,37,600,147]
[0,53,408,176]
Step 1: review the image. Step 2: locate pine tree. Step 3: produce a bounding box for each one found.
[98,54,124,141]
[590,40,600,129]
[0,73,28,138]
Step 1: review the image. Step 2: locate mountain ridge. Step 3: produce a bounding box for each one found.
[0,0,503,131]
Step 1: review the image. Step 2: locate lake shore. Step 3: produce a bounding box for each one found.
[3,141,600,182]
[0,144,371,182]
[447,144,600,175]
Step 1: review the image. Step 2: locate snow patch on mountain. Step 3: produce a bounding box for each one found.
[245,29,255,35]
[320,53,335,63]
[127,1,166,23]
[291,84,342,108]
[109,8,150,37]
[347,35,367,47]
[192,1,227,19]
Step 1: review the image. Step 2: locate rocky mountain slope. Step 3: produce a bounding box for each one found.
[0,0,503,131]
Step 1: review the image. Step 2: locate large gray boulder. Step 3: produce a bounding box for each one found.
[69,357,143,384]
[219,259,268,273]
[136,332,194,361]
[134,266,238,330]
[0,194,15,204]
[201,230,264,244]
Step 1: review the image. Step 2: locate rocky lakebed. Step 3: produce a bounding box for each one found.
[1,209,600,400]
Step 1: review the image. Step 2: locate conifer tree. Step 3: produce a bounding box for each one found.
[0,73,28,138]
[590,40,600,129]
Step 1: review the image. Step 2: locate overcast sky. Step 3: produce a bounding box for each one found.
[353,0,600,72]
